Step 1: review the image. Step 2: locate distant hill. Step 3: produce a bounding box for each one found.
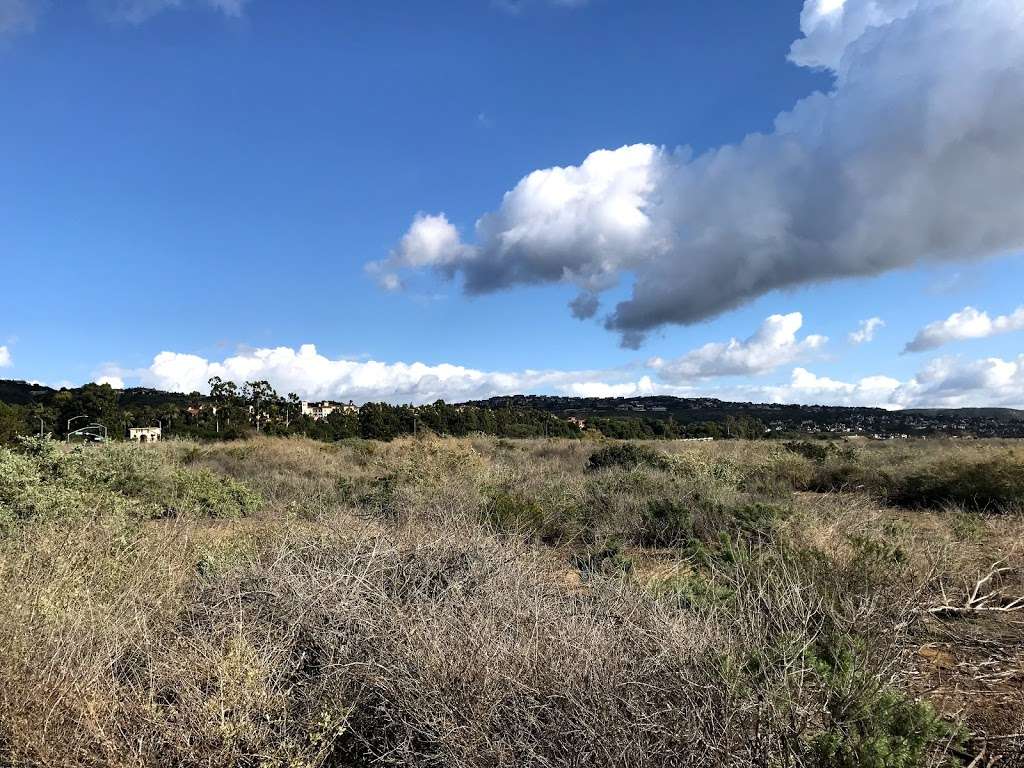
[902,407,1024,421]
[460,395,1024,438]
[0,379,190,408]
[0,379,56,405]
[3,379,1023,439]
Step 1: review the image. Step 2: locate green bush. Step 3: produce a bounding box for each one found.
[784,440,834,465]
[637,498,694,547]
[649,571,734,610]
[587,443,670,472]
[806,639,958,768]
[0,440,263,526]
[169,467,262,519]
[573,539,633,577]
[731,501,789,540]
[887,457,1024,511]
[481,490,545,534]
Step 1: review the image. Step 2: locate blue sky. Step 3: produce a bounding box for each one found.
[2,0,1023,407]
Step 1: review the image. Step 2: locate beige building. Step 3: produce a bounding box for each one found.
[128,426,162,443]
[301,400,358,421]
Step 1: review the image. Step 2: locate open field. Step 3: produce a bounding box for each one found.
[1,435,1022,767]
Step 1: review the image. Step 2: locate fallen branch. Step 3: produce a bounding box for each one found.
[928,562,1024,617]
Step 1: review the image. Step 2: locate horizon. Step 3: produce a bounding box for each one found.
[2,0,1024,410]
[4,375,1024,415]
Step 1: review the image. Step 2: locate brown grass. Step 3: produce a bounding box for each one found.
[0,435,1022,767]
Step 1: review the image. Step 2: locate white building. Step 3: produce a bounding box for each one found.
[128,426,162,443]
[301,400,358,421]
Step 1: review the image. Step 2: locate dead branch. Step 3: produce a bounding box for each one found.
[928,562,1024,617]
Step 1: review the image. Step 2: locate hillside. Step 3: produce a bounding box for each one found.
[462,395,1024,438]
[4,379,1024,440]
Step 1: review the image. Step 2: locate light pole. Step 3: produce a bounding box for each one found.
[67,415,87,442]
[38,417,44,438]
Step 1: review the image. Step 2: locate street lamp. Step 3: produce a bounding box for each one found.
[67,415,88,442]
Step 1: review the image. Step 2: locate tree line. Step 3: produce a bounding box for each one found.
[0,377,769,445]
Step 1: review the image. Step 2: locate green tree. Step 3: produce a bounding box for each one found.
[0,402,26,444]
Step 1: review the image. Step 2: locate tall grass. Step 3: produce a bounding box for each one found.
[0,435,1019,766]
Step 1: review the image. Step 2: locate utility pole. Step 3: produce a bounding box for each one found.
[38,417,44,438]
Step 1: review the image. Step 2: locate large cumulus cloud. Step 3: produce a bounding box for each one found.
[905,305,1024,352]
[137,344,621,404]
[649,312,827,381]
[375,0,1024,347]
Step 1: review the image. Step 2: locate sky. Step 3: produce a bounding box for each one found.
[2,0,1024,409]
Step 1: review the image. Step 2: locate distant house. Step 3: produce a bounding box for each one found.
[567,416,587,430]
[128,426,161,443]
[301,400,358,421]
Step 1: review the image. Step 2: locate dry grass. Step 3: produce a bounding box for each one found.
[1,435,1022,767]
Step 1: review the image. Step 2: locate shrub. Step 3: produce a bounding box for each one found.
[805,639,959,768]
[587,443,670,472]
[481,489,545,534]
[649,571,734,610]
[169,467,263,519]
[637,498,695,547]
[784,440,834,465]
[887,457,1024,511]
[573,539,633,577]
[731,501,789,540]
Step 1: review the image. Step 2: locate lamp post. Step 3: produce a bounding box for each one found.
[67,415,87,442]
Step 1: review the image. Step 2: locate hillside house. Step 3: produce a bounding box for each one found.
[301,400,358,421]
[128,426,162,443]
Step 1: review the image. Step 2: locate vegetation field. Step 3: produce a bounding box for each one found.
[1,435,1022,767]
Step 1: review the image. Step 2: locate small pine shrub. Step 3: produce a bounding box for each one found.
[587,443,670,472]
[806,638,959,768]
[573,539,633,577]
[650,571,734,610]
[731,501,789,541]
[482,490,545,534]
[637,498,695,547]
[361,473,401,518]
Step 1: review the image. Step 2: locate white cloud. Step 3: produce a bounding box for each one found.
[94,375,125,389]
[0,0,40,34]
[0,346,11,368]
[651,313,827,381]
[381,0,1024,348]
[494,0,590,13]
[101,338,1024,411]
[367,213,470,291]
[905,306,1024,352]
[907,355,1024,407]
[98,0,250,24]
[742,355,1024,410]
[849,316,884,345]
[566,376,660,399]
[139,344,629,404]
[788,0,919,72]
[753,367,905,409]
[206,0,247,16]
